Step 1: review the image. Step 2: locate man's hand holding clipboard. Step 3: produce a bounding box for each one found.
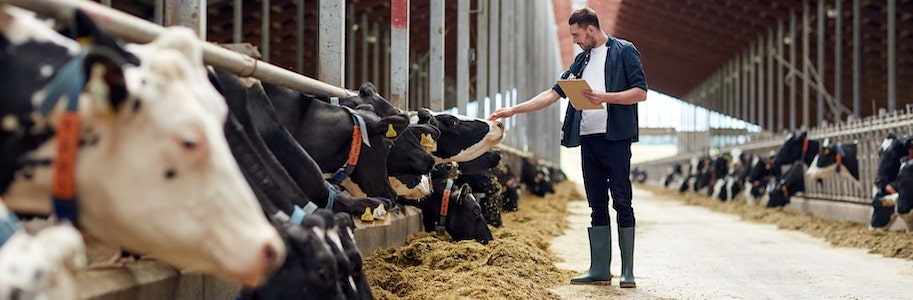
[557,79,604,110]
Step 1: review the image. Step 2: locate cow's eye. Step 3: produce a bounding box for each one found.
[182,138,198,150]
[164,169,177,180]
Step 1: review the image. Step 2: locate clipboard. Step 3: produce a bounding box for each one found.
[557,79,603,110]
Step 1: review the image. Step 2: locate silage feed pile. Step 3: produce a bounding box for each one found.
[364,181,582,300]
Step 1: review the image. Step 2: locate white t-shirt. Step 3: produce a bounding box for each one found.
[579,44,608,136]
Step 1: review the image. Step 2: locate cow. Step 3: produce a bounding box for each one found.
[497,163,521,212]
[415,108,505,164]
[678,155,707,193]
[744,153,776,205]
[662,163,683,188]
[886,159,913,232]
[806,140,860,183]
[387,123,440,200]
[456,150,505,227]
[772,131,820,168]
[421,163,494,244]
[0,7,283,286]
[521,157,555,197]
[262,82,409,205]
[766,163,806,208]
[630,167,647,184]
[0,223,85,300]
[712,150,752,202]
[240,215,344,300]
[869,134,913,229]
[210,68,389,217]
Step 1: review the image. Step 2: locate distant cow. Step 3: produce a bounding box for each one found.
[870,134,913,229]
[772,131,820,168]
[662,164,683,188]
[806,140,860,183]
[0,9,283,286]
[521,157,555,197]
[630,167,647,184]
[886,160,913,232]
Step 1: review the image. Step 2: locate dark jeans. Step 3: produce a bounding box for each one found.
[581,134,634,227]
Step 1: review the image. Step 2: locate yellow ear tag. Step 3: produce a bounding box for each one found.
[385,124,397,138]
[87,64,115,119]
[420,133,437,152]
[361,207,375,223]
[823,148,830,155]
[77,36,94,46]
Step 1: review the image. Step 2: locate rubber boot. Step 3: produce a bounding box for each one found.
[618,226,636,288]
[570,226,611,284]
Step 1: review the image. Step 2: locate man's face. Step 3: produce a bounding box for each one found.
[569,24,596,51]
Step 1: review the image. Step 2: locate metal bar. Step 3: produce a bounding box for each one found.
[817,0,825,126]
[488,0,499,117]
[790,12,797,131]
[154,0,162,25]
[345,6,353,89]
[853,0,861,118]
[777,20,785,131]
[233,0,241,43]
[296,0,303,73]
[371,24,379,90]
[835,0,843,122]
[767,28,774,133]
[429,0,444,111]
[888,0,896,113]
[475,0,488,117]
[757,37,765,129]
[101,0,110,7]
[390,0,410,110]
[260,0,269,61]
[802,0,809,129]
[456,0,469,114]
[382,28,390,96]
[360,13,369,87]
[164,0,206,40]
[319,0,343,86]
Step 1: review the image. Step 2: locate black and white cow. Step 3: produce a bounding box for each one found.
[886,159,913,232]
[744,153,776,204]
[713,149,752,202]
[415,108,504,164]
[766,162,806,208]
[387,123,440,200]
[456,150,504,227]
[0,7,283,286]
[806,140,860,183]
[521,157,554,197]
[630,167,647,184]
[869,134,913,229]
[772,131,820,168]
[497,163,521,212]
[662,163,683,188]
[421,163,494,244]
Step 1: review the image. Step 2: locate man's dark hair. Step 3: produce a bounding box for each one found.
[568,7,600,29]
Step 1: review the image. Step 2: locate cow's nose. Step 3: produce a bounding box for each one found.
[245,240,285,287]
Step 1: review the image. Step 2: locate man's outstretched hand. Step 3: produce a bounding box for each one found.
[488,107,515,121]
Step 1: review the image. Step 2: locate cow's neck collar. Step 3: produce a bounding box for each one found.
[38,51,89,224]
[436,179,455,235]
[328,101,370,183]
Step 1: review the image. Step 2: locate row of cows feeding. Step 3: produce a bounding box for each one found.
[661,130,913,233]
[0,5,567,299]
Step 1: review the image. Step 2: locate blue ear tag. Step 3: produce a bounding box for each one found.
[290,205,305,225]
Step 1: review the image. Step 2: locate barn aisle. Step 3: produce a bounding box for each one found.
[549,184,913,299]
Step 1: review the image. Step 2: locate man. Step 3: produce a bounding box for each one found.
[488,7,646,288]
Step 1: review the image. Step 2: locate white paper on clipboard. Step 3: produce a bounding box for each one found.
[557,79,603,110]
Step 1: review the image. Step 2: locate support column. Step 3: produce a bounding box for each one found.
[456,0,470,114]
[834,0,843,122]
[852,0,861,118]
[817,0,826,126]
[261,0,269,61]
[887,0,897,113]
[488,0,500,116]
[475,0,489,118]
[789,12,797,131]
[320,0,344,86]
[164,0,206,39]
[390,0,410,110]
[802,0,810,129]
[429,0,445,111]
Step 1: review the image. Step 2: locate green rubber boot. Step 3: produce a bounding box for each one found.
[570,226,611,284]
[618,226,636,288]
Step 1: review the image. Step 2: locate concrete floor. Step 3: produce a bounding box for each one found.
[549,185,913,299]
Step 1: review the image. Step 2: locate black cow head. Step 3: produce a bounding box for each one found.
[874,133,911,191]
[416,108,504,163]
[242,218,343,300]
[767,163,806,208]
[387,124,440,176]
[806,140,860,182]
[457,149,503,175]
[521,157,555,197]
[772,131,820,167]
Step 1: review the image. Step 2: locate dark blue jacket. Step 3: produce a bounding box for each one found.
[553,36,647,147]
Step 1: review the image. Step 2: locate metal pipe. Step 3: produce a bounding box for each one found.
[154,0,162,25]
[888,0,896,113]
[767,28,774,132]
[319,0,344,86]
[777,21,785,131]
[6,0,352,97]
[429,0,444,111]
[456,0,469,114]
[475,0,488,118]
[233,0,241,43]
[802,0,809,129]
[360,13,369,87]
[296,0,303,73]
[817,0,825,126]
[853,0,861,118]
[261,0,269,61]
[371,24,379,90]
[835,0,843,122]
[790,12,797,131]
[345,5,354,89]
[488,0,499,117]
[164,0,206,40]
[390,0,410,110]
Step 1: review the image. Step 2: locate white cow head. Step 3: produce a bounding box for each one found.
[2,24,283,286]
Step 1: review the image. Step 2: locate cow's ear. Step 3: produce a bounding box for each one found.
[358,82,378,97]
[417,108,434,124]
[83,47,129,113]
